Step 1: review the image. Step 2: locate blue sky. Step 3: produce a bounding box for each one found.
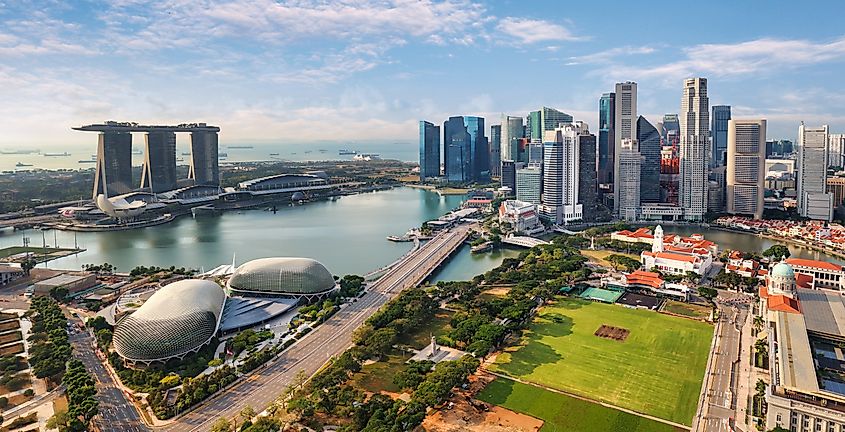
[1,0,844,147]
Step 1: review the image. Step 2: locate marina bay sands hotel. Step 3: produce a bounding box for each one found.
[73,121,220,198]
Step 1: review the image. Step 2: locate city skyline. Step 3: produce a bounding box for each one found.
[1,1,845,148]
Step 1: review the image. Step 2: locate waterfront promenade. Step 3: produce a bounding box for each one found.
[159,223,475,431]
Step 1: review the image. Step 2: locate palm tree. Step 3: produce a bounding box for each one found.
[753,316,764,332]
[755,378,767,395]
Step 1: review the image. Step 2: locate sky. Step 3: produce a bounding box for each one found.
[1,0,845,149]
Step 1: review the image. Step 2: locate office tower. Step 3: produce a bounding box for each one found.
[516,138,530,163]
[443,116,487,183]
[829,134,845,169]
[140,130,177,193]
[798,123,832,221]
[541,122,589,225]
[711,105,731,167]
[613,82,637,211]
[662,114,680,145]
[617,138,641,221]
[527,107,573,141]
[188,130,219,186]
[500,115,524,162]
[501,160,524,194]
[637,116,661,203]
[726,119,766,219]
[578,131,598,222]
[528,142,544,164]
[489,124,501,177]
[660,144,680,204]
[679,78,710,221]
[93,131,133,198]
[516,165,542,205]
[598,92,616,186]
[709,166,726,213]
[419,121,440,181]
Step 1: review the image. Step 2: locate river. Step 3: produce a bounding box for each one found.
[0,187,519,281]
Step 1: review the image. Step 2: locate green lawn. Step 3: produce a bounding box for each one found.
[662,300,712,319]
[491,297,712,425]
[349,351,412,394]
[402,309,454,350]
[478,379,684,432]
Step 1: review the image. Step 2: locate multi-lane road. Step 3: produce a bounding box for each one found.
[158,223,474,431]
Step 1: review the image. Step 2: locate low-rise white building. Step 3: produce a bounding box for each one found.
[498,200,544,236]
[639,226,714,276]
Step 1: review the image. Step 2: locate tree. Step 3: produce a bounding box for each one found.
[762,245,791,260]
[753,315,764,332]
[210,417,232,432]
[47,410,70,431]
[240,405,256,424]
[21,259,36,275]
[698,286,718,301]
[768,427,789,432]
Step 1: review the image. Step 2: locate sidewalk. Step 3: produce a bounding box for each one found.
[734,310,754,432]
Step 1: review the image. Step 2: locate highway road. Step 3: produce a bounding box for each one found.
[70,327,147,432]
[160,223,474,431]
[697,292,749,432]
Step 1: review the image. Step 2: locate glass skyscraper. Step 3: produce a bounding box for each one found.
[419,120,440,181]
[598,93,615,186]
[443,116,488,183]
[637,116,662,203]
[711,105,731,167]
[490,124,501,177]
[527,107,573,141]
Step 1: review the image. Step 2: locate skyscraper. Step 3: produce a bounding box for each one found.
[501,160,524,195]
[598,93,616,187]
[727,119,766,219]
[93,131,133,198]
[516,165,542,205]
[662,114,680,145]
[443,116,487,183]
[489,124,501,177]
[419,121,440,181]
[578,131,598,222]
[188,130,220,186]
[500,115,524,163]
[140,130,177,193]
[613,82,637,214]
[527,107,573,141]
[679,78,710,221]
[637,116,661,203]
[711,105,731,167]
[527,142,544,164]
[798,123,832,221]
[829,134,845,169]
[540,122,589,225]
[617,138,642,222]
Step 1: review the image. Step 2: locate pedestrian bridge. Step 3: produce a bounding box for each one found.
[502,235,549,248]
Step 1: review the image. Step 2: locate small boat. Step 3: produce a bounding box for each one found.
[387,235,412,242]
[338,149,357,155]
[269,152,280,156]
[15,162,33,167]
[78,160,96,164]
[304,150,312,154]
[229,145,254,149]
[471,241,494,253]
[43,152,70,157]
[181,151,191,156]
[318,149,327,152]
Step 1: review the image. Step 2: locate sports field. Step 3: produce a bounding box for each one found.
[491,297,712,425]
[478,379,684,432]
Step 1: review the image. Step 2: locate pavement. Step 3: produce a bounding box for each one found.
[155,223,474,431]
[69,325,147,432]
[695,291,751,432]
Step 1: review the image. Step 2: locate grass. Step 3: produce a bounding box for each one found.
[349,352,412,394]
[662,301,712,319]
[580,249,640,268]
[402,310,455,350]
[478,379,684,432]
[491,297,712,425]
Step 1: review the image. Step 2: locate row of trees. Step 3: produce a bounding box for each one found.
[48,359,99,431]
[27,296,71,381]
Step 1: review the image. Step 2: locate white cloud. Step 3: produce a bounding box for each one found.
[566,46,656,65]
[496,17,583,44]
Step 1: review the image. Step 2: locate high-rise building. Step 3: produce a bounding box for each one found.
[727,119,766,219]
[188,130,220,186]
[711,105,731,167]
[598,93,616,187]
[798,123,832,221]
[527,107,573,141]
[578,131,598,222]
[443,116,487,183]
[613,82,637,213]
[93,131,133,198]
[708,166,727,213]
[637,116,661,203]
[140,130,177,193]
[829,134,845,169]
[679,77,710,221]
[516,165,542,205]
[527,142,544,164]
[540,122,590,225]
[419,120,440,181]
[662,114,680,145]
[501,160,524,195]
[617,138,641,222]
[489,124,501,177]
[500,115,524,163]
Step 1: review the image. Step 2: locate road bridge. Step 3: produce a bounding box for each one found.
[159,223,475,431]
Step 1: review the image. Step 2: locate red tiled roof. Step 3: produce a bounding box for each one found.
[625,270,664,288]
[768,295,801,314]
[655,251,697,263]
[796,273,814,289]
[758,285,769,299]
[785,258,843,272]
